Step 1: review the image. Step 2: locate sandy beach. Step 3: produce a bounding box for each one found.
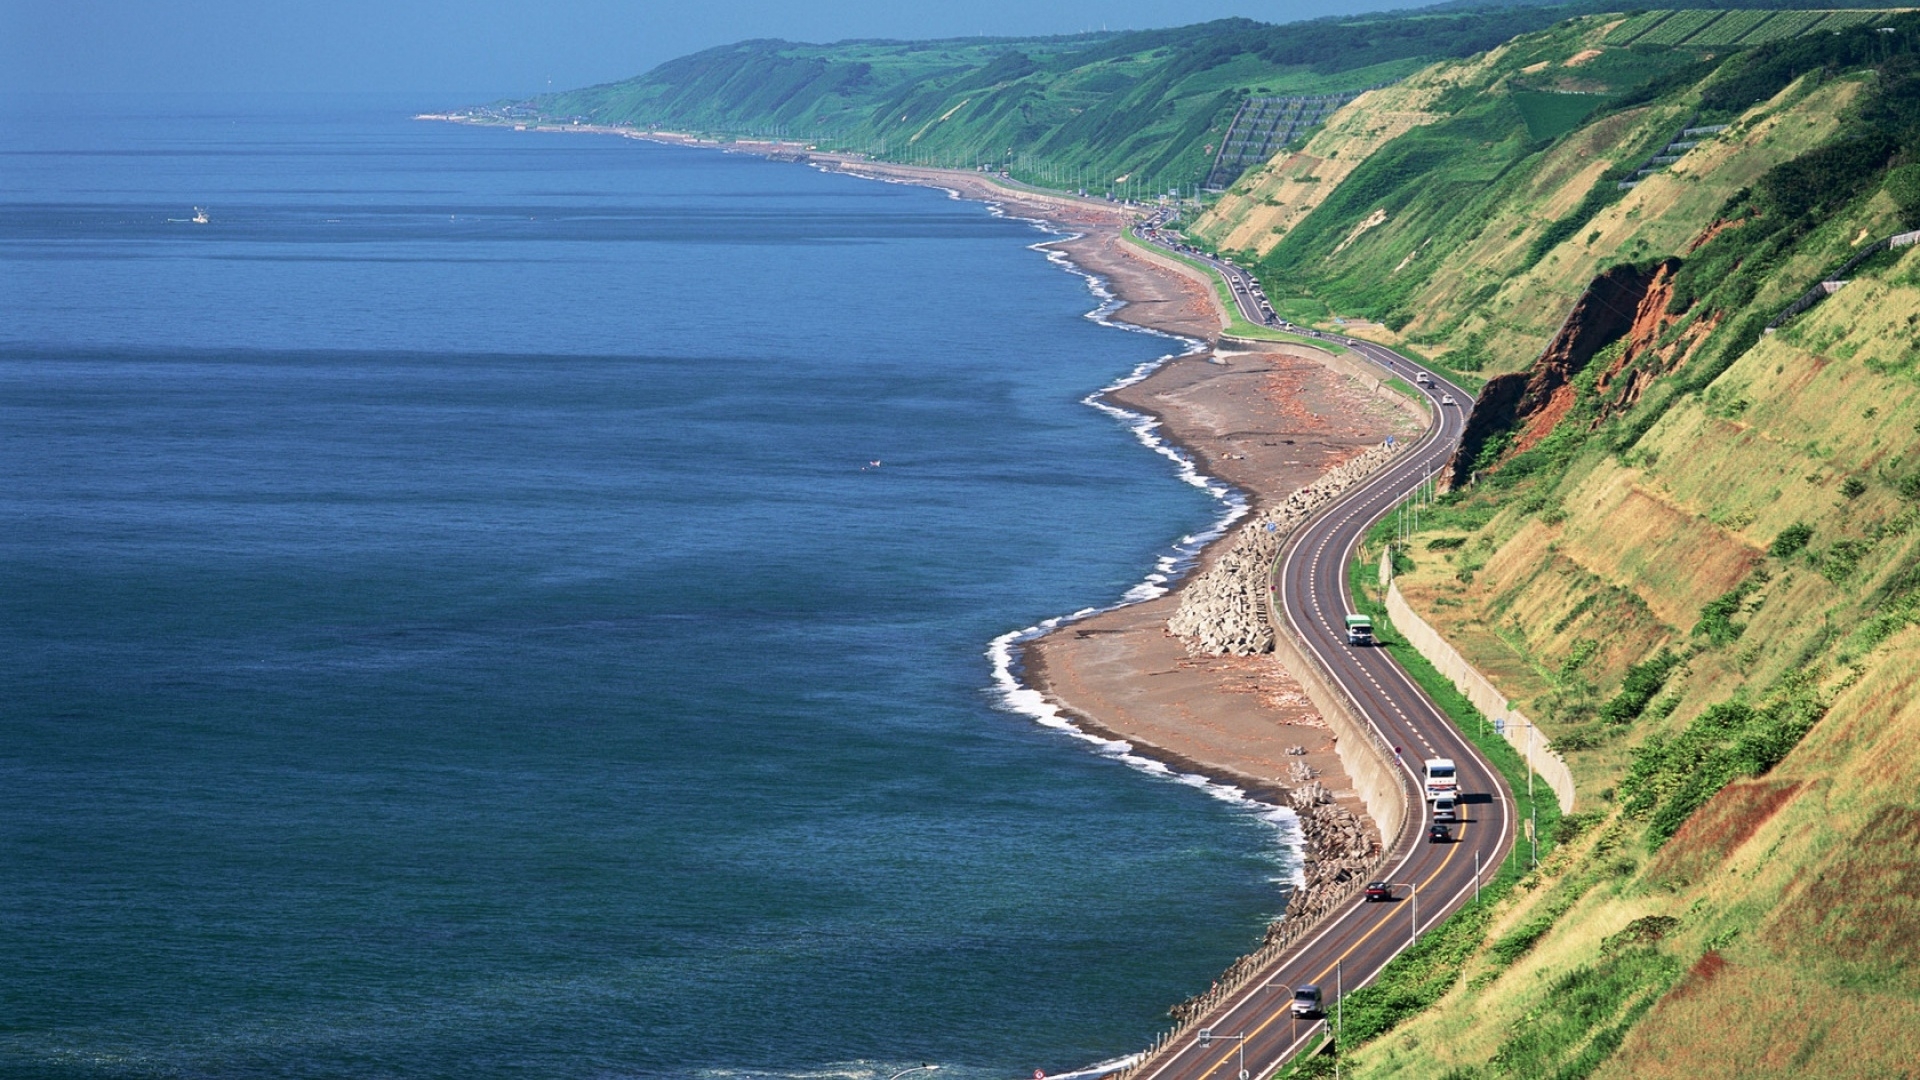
[442,119,1419,828]
[813,152,1425,826]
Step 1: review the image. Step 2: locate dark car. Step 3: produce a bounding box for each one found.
[1429,823,1451,844]
[1364,881,1392,902]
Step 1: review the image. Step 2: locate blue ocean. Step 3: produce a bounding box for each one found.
[0,94,1297,1080]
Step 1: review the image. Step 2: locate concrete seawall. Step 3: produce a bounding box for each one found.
[1266,586,1412,851]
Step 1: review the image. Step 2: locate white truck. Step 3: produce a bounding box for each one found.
[1424,757,1458,801]
[1345,614,1374,645]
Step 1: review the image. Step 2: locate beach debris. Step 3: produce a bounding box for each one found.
[1166,439,1406,656]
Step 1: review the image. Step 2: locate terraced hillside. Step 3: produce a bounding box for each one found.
[1195,8,1913,371]
[479,8,1659,201]
[1235,12,1920,1076]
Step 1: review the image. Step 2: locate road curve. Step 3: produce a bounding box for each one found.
[1122,214,1517,1080]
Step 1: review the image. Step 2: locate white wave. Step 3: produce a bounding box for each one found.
[815,162,1309,1079]
[1041,1053,1145,1080]
[835,165,1302,877]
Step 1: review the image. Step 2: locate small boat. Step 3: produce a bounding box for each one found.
[191,207,210,224]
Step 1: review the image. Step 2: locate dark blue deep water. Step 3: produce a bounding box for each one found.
[0,95,1296,1080]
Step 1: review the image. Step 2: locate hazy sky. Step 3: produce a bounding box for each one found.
[2,0,1428,98]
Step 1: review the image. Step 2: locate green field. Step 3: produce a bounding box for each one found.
[1513,90,1607,142]
[484,7,1677,198]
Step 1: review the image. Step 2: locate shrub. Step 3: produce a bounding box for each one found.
[1692,575,1763,646]
[1841,476,1868,499]
[1769,521,1813,558]
[1601,648,1682,725]
[1622,674,1827,845]
[1820,538,1873,583]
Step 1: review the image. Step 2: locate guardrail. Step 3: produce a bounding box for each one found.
[1766,228,1920,332]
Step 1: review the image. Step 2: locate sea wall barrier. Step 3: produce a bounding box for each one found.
[1111,780,1391,1080]
[1383,572,1577,814]
[1164,427,1416,850]
[1168,440,1405,655]
[1116,439,1415,1080]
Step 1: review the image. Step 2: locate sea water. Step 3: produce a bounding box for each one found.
[0,94,1298,1080]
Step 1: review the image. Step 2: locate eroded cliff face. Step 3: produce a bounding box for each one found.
[1446,257,1714,487]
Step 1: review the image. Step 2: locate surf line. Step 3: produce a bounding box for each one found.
[819,165,1300,872]
[981,209,1303,875]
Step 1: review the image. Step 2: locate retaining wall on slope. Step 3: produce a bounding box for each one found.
[1384,576,1577,813]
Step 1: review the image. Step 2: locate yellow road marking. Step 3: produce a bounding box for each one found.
[1196,829,1467,1077]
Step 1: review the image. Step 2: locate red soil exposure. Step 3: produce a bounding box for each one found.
[1767,805,1920,970]
[1683,216,1745,255]
[1594,261,1720,413]
[1668,949,1730,1001]
[1647,778,1804,887]
[1447,255,1726,483]
[1447,260,1675,485]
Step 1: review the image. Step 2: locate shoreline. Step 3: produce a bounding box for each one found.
[427,113,1420,1023]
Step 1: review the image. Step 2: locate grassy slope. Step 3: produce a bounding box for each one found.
[511,8,1629,200]
[1194,11,1901,368]
[514,9,1920,1072]
[1350,245,1920,1080]
[1274,14,1920,1068]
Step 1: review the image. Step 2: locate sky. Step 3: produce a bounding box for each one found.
[1,0,1430,98]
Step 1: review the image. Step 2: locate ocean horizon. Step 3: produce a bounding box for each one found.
[1,93,1299,1079]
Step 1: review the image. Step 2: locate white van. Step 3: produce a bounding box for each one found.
[1433,795,1458,823]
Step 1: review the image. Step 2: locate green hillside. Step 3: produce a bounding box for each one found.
[1197,9,1918,362]
[1223,10,1920,1076]
[496,6,1920,1074]
[478,8,1648,199]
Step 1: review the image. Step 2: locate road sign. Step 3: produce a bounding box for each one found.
[1034,1071,1045,1079]
[1494,717,1506,735]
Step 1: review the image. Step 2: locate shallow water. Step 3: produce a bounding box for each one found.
[0,93,1296,1079]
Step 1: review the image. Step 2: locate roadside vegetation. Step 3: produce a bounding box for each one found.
[1304,11,1920,1075]
[523,5,1920,1073]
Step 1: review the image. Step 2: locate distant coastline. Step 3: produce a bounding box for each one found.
[420,109,1420,1032]
[418,107,1419,843]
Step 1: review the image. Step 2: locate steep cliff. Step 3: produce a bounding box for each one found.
[1237,12,1920,1077]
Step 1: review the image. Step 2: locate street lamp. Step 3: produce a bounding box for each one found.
[1196,1028,1252,1080]
[1393,881,1419,947]
[886,1066,938,1080]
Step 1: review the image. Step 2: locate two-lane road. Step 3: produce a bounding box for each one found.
[1123,216,1515,1080]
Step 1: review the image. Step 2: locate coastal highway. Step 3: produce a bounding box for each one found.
[1125,213,1516,1080]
